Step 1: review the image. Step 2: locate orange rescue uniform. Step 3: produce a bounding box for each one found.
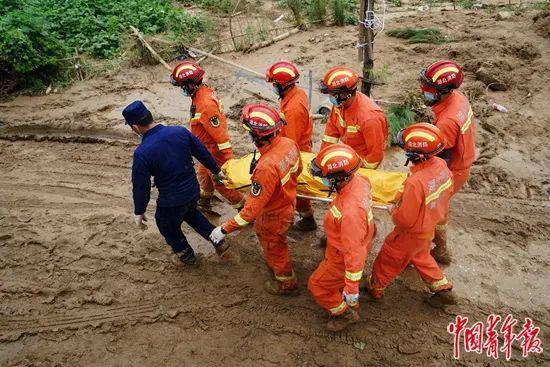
[321,92,388,169]
[190,85,243,206]
[280,85,314,216]
[222,136,302,280]
[308,175,375,315]
[432,90,476,193]
[370,157,453,294]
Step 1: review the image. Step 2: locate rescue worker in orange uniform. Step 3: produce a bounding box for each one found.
[420,60,476,264]
[365,123,456,307]
[171,61,244,211]
[308,144,375,332]
[210,104,302,295]
[319,66,388,169]
[266,61,316,231]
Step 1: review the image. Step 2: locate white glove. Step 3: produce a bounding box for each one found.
[209,226,226,245]
[343,291,359,307]
[212,170,227,184]
[385,204,394,214]
[134,213,148,227]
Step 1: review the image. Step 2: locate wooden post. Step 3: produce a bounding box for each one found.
[360,0,375,97]
[358,0,366,61]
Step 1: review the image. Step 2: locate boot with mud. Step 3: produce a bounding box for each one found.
[197,194,212,211]
[326,307,361,332]
[263,277,300,296]
[431,226,452,265]
[362,274,383,301]
[427,289,457,308]
[293,214,317,232]
[213,240,233,260]
[171,249,200,267]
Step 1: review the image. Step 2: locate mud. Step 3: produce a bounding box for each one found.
[1,2,549,366]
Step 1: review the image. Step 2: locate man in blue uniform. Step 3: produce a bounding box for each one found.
[123,100,229,266]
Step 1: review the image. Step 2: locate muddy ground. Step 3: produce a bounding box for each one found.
[0,2,549,366]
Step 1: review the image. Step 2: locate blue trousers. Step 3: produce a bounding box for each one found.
[155,202,215,254]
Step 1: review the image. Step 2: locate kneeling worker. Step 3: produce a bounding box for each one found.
[308,144,375,332]
[365,123,456,307]
[123,100,229,266]
[210,104,302,295]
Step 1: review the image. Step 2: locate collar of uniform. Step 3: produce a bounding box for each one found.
[192,84,210,101]
[142,124,164,139]
[281,85,298,107]
[336,174,358,197]
[431,90,457,115]
[258,135,281,155]
[410,157,436,173]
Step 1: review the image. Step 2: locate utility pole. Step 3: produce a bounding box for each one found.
[359,0,374,97]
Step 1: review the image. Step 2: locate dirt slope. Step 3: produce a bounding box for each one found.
[0,4,549,366]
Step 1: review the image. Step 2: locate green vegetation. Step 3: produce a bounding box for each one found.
[333,0,358,26]
[387,27,449,44]
[282,0,357,26]
[180,0,238,14]
[0,0,208,91]
[386,105,415,145]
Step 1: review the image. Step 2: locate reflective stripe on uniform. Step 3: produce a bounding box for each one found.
[367,210,374,224]
[234,213,249,226]
[425,178,453,205]
[329,300,347,315]
[334,108,346,128]
[322,135,339,144]
[217,141,232,150]
[330,205,342,219]
[428,277,449,291]
[190,113,202,121]
[280,160,300,185]
[435,223,447,231]
[461,108,473,134]
[345,270,363,282]
[346,125,359,133]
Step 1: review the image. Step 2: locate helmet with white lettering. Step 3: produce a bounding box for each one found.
[396,123,445,163]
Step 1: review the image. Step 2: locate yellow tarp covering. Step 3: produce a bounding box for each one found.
[222,152,407,205]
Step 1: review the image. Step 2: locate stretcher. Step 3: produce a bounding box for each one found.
[222,152,407,207]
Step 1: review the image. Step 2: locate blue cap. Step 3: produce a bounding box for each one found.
[122,100,151,125]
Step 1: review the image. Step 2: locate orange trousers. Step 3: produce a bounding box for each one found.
[198,163,243,206]
[371,230,452,293]
[296,198,313,216]
[254,205,294,279]
[451,167,471,194]
[308,259,348,316]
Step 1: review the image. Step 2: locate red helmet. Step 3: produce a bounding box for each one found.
[266,61,299,87]
[396,123,445,161]
[420,60,463,94]
[310,143,361,179]
[320,66,359,94]
[170,61,205,87]
[241,103,285,138]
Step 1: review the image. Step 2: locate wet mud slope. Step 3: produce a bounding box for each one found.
[1,4,549,367]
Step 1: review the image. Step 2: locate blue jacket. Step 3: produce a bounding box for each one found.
[132,124,220,214]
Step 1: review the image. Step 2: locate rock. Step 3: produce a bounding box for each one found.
[475,67,507,91]
[496,11,512,21]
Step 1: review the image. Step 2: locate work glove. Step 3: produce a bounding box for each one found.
[343,291,359,309]
[134,213,148,228]
[212,170,227,184]
[209,226,226,245]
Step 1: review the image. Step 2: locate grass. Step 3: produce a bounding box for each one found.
[387,27,449,44]
[386,105,416,146]
[179,0,238,14]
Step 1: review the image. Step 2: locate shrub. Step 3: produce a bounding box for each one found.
[333,0,357,26]
[0,0,208,91]
[386,105,415,145]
